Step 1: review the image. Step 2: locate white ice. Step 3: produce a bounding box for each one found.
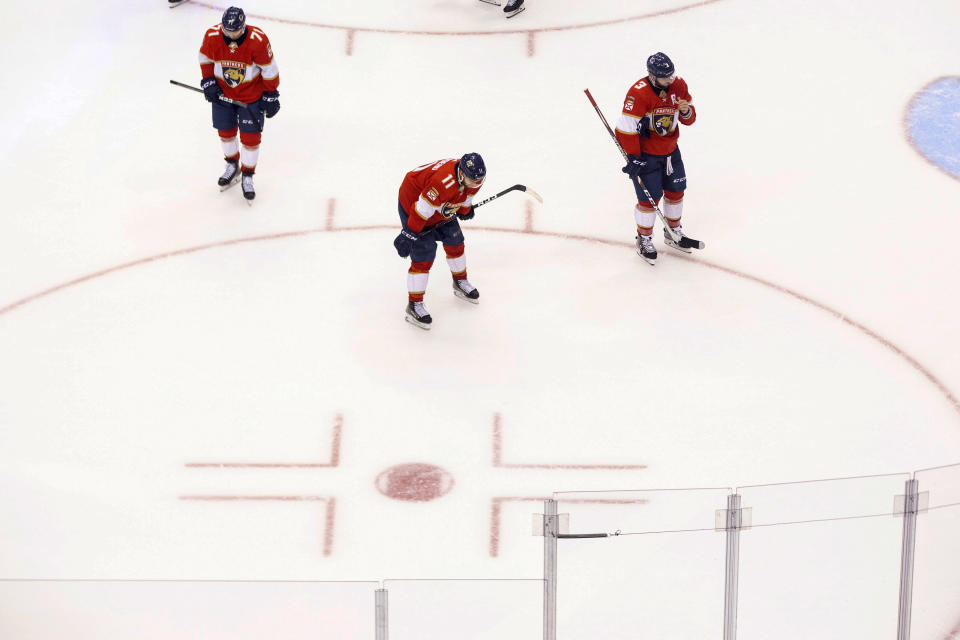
[1,0,959,638]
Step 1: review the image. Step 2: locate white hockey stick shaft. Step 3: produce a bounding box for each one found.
[473,184,542,210]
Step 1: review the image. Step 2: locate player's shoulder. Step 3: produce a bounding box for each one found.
[624,77,656,103]
[244,25,274,57]
[245,25,271,43]
[425,160,460,198]
[204,24,223,39]
[673,77,691,92]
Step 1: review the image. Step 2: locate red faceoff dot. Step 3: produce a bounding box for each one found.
[375,463,455,502]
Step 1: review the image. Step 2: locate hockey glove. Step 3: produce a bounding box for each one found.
[393,229,420,258]
[457,207,475,221]
[200,77,222,103]
[260,90,280,118]
[622,154,649,179]
[637,116,651,138]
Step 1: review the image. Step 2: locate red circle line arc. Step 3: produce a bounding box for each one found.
[189,0,728,37]
[1,224,957,417]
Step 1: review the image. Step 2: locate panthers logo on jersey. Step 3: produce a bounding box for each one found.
[652,107,676,136]
[221,62,246,88]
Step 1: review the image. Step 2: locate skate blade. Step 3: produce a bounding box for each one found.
[219,175,241,192]
[636,249,657,265]
[405,314,432,330]
[453,289,480,304]
[505,7,525,17]
[169,0,191,8]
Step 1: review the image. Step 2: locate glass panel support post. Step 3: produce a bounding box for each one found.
[722,493,742,640]
[543,498,558,640]
[896,478,920,640]
[375,587,388,640]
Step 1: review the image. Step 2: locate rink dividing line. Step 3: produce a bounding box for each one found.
[186,0,728,57]
[0,222,957,419]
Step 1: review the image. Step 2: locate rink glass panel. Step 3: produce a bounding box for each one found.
[383,578,542,640]
[912,464,960,639]
[554,489,729,638]
[0,580,378,639]
[735,474,909,639]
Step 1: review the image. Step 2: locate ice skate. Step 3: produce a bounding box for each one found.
[452,277,480,304]
[405,301,433,330]
[241,173,255,203]
[636,234,657,265]
[663,224,705,253]
[503,0,525,17]
[218,159,240,191]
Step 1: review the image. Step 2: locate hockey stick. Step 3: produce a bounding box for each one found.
[583,88,681,243]
[170,79,264,133]
[169,79,249,108]
[472,184,542,210]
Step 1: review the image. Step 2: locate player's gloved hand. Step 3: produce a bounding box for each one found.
[622,154,649,178]
[678,99,691,117]
[393,229,420,258]
[637,117,651,138]
[457,207,475,221]
[201,77,222,103]
[260,90,280,118]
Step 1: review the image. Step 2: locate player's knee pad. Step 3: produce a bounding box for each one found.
[239,131,261,148]
[218,128,239,140]
[636,201,656,212]
[664,190,684,204]
[443,243,465,258]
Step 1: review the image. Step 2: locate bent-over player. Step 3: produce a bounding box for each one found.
[393,154,486,330]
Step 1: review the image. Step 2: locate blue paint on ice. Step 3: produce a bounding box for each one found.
[907,77,960,180]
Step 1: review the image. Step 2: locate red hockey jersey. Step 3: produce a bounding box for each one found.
[198,24,279,104]
[398,159,484,233]
[615,77,696,156]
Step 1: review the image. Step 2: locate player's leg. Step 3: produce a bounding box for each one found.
[631,154,665,262]
[212,102,241,188]
[661,149,703,251]
[398,204,438,328]
[437,221,479,303]
[236,110,262,201]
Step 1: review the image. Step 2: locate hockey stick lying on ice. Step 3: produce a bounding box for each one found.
[472,184,542,210]
[169,79,250,108]
[583,88,681,243]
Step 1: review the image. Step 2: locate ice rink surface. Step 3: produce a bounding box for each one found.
[1,0,959,638]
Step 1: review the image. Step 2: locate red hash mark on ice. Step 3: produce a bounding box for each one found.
[179,495,336,556]
[489,413,647,556]
[185,413,342,468]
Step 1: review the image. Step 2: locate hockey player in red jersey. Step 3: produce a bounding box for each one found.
[198,7,280,201]
[615,52,703,264]
[393,154,486,330]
